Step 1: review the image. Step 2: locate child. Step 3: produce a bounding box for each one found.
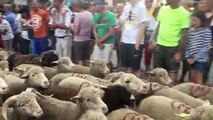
[0,13,14,51]
[185,11,212,84]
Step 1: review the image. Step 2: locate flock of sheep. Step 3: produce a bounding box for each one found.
[0,50,213,120]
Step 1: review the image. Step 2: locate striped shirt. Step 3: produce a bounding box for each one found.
[185,28,212,62]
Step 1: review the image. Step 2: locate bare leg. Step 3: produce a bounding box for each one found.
[191,70,203,84]
[169,72,178,85]
[134,69,142,78]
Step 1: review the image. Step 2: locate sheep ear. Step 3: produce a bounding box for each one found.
[70,96,81,103]
[146,71,155,75]
[51,60,59,64]
[21,74,29,79]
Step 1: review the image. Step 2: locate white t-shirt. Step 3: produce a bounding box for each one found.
[14,0,28,5]
[120,2,147,44]
[49,6,72,37]
[0,19,14,40]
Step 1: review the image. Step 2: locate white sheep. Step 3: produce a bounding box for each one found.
[173,82,213,104]
[79,109,107,120]
[138,95,213,120]
[0,51,8,61]
[0,77,9,94]
[146,68,173,86]
[53,57,110,78]
[19,86,107,120]
[112,73,148,95]
[0,61,9,71]
[2,90,44,120]
[1,66,50,96]
[107,108,154,120]
[141,82,205,108]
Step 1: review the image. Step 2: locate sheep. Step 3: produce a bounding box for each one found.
[7,53,40,71]
[49,76,106,100]
[0,77,9,94]
[101,85,136,113]
[39,50,59,67]
[173,82,213,104]
[0,77,9,105]
[0,61,9,71]
[112,73,148,95]
[79,109,107,120]
[107,108,154,120]
[1,66,50,96]
[46,73,112,100]
[104,72,125,82]
[1,90,44,120]
[138,95,213,120]
[0,50,8,61]
[53,57,110,78]
[33,86,107,120]
[146,68,173,86]
[138,82,205,108]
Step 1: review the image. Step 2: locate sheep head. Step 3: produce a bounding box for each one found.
[0,51,8,61]
[189,101,213,120]
[21,67,50,88]
[0,77,9,94]
[146,68,173,86]
[52,57,75,72]
[113,73,148,95]
[39,50,59,67]
[2,90,43,120]
[0,61,9,71]
[71,86,108,114]
[89,60,110,78]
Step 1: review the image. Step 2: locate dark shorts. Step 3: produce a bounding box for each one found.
[120,43,143,70]
[73,41,90,61]
[190,62,208,73]
[154,44,179,71]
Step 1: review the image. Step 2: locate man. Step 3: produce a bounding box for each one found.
[92,0,117,63]
[24,0,49,55]
[71,0,93,65]
[49,0,72,58]
[4,4,16,34]
[0,13,14,50]
[154,0,190,83]
[119,0,147,77]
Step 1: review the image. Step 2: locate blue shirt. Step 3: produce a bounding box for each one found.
[5,12,17,34]
[185,28,212,62]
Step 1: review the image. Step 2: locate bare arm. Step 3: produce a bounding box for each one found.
[135,22,146,50]
[93,26,99,41]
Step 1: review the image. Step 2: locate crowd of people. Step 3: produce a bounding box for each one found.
[0,0,212,86]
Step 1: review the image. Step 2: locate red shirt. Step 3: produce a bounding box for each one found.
[30,9,49,38]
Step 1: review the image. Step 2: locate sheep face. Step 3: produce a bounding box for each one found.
[0,61,9,71]
[22,67,50,88]
[15,96,43,118]
[53,57,74,72]
[114,74,148,94]
[0,51,8,61]
[2,91,44,120]
[147,68,173,86]
[189,102,213,120]
[89,60,110,77]
[0,77,9,94]
[72,86,108,114]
